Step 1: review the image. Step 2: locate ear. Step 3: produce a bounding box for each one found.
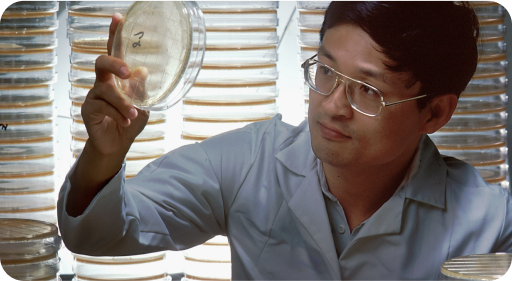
[419,94,458,134]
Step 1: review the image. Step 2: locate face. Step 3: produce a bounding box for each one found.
[308,24,429,170]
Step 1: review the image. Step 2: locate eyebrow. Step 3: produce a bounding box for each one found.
[317,45,389,85]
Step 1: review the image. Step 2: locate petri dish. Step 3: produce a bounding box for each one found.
[69,64,96,84]
[181,98,278,120]
[0,64,56,85]
[70,47,107,70]
[299,45,319,62]
[206,27,278,47]
[68,28,109,50]
[5,1,59,13]
[476,166,508,184]
[473,2,504,19]
[73,252,168,280]
[111,1,206,110]
[70,82,93,102]
[297,1,330,10]
[0,12,58,31]
[0,197,56,224]
[453,100,506,115]
[125,157,159,178]
[184,235,230,262]
[0,30,57,51]
[474,59,507,79]
[67,12,115,33]
[70,113,165,140]
[197,1,278,10]
[440,253,512,280]
[1,252,60,280]
[0,218,61,260]
[0,48,57,68]
[439,148,507,167]
[0,88,53,106]
[298,10,325,29]
[203,45,277,65]
[66,1,133,16]
[183,256,231,281]
[298,28,321,47]
[202,10,278,28]
[0,177,55,196]
[182,117,272,140]
[0,158,55,179]
[73,146,163,179]
[479,18,506,39]
[429,133,506,150]
[196,63,278,83]
[477,40,506,57]
[461,75,507,97]
[71,132,165,160]
[187,81,278,102]
[439,113,506,133]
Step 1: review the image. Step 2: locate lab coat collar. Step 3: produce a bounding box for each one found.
[275,119,315,176]
[346,135,447,241]
[404,134,447,210]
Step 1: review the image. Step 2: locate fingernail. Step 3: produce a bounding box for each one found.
[113,12,122,19]
[120,66,130,77]
[129,108,138,119]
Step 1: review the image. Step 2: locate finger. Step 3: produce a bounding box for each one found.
[108,13,123,56]
[87,82,138,120]
[128,66,149,102]
[95,55,131,85]
[82,97,132,127]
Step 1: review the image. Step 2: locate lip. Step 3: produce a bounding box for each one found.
[318,122,351,141]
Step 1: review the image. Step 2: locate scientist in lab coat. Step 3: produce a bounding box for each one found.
[58,2,512,280]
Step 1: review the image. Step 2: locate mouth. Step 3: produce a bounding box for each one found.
[318,122,351,141]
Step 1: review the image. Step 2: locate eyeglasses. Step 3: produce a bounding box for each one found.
[301,55,427,117]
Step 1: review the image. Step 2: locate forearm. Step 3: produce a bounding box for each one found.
[66,139,128,217]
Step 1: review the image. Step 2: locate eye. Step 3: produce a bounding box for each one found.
[319,65,334,76]
[360,84,378,96]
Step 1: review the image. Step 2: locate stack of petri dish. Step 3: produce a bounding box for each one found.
[66,1,169,179]
[439,253,512,280]
[0,218,62,281]
[0,1,58,224]
[182,236,231,281]
[296,1,330,118]
[180,1,279,143]
[72,252,170,281]
[430,1,509,190]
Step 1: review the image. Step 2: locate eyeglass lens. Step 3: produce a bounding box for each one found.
[307,61,382,115]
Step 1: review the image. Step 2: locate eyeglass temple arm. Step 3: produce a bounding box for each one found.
[382,94,427,107]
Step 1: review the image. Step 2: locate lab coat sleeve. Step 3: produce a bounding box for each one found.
[58,143,230,256]
[57,116,279,256]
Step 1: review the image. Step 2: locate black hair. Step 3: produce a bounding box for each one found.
[320,1,480,109]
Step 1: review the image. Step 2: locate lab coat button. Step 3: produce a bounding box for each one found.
[338,225,345,234]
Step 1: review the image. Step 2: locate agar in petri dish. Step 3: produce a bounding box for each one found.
[111,1,205,110]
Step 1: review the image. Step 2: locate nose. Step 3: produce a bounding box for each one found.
[322,77,354,118]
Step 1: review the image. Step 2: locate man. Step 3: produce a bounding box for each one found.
[58,2,512,280]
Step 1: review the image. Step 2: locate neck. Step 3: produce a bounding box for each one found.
[322,139,421,231]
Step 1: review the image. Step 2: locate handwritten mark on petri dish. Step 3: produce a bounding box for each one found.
[132,31,144,48]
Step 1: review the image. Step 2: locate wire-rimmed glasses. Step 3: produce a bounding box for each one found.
[301,55,427,117]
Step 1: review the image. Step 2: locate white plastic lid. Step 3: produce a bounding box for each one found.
[440,253,511,280]
[0,218,61,260]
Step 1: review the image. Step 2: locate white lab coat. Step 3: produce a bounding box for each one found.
[58,114,512,280]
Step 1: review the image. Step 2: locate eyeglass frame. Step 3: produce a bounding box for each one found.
[301,54,427,117]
